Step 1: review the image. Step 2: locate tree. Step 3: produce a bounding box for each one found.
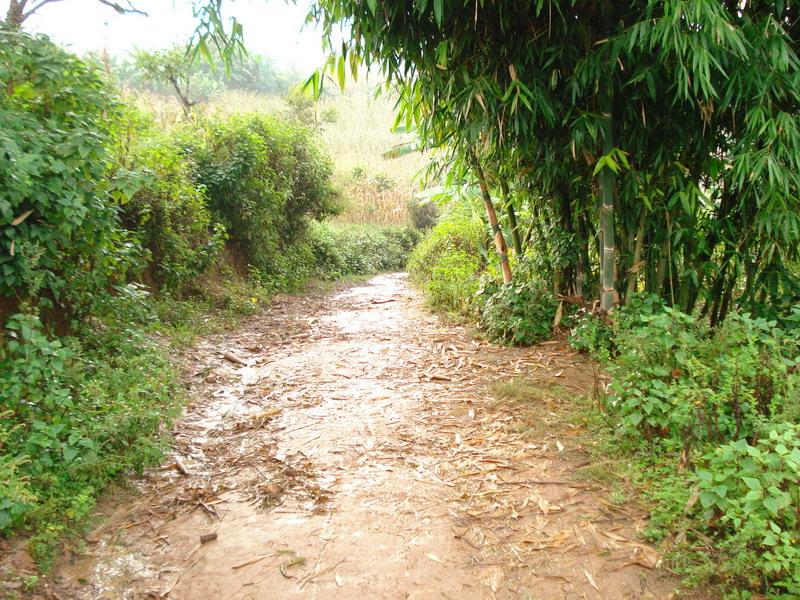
[134,46,202,116]
[2,0,145,29]
[3,0,245,75]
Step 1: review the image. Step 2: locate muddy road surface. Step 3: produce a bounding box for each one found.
[46,273,680,599]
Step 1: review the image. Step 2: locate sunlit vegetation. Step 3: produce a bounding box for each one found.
[4,0,800,596]
[309,1,800,595]
[0,28,421,567]
[118,73,426,227]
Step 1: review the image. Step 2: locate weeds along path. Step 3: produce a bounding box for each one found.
[51,273,681,599]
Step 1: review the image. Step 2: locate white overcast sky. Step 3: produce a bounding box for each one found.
[2,0,328,72]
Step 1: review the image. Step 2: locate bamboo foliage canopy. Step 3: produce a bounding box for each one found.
[310,0,800,318]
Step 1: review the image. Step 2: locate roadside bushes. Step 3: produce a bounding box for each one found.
[113,109,225,292]
[695,426,800,594]
[570,306,800,450]
[310,222,420,279]
[0,306,181,567]
[186,113,339,285]
[0,31,137,316]
[408,215,567,342]
[479,280,559,345]
[568,302,800,596]
[407,214,486,314]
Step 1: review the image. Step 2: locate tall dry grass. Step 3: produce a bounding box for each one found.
[128,81,426,226]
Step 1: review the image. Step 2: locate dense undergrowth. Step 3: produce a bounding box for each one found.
[0,30,419,568]
[410,209,800,598]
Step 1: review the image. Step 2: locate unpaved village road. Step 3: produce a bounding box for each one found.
[47,273,683,599]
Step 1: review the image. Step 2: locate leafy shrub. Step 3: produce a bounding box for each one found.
[607,310,797,449]
[186,114,338,285]
[569,311,614,358]
[569,294,667,360]
[695,425,800,595]
[425,248,483,314]
[113,109,225,291]
[0,310,181,567]
[308,222,419,279]
[284,86,316,125]
[480,280,559,345]
[407,214,486,313]
[0,31,138,315]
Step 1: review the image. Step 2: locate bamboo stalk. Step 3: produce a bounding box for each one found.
[599,99,616,312]
[624,211,647,305]
[500,180,523,256]
[470,151,512,284]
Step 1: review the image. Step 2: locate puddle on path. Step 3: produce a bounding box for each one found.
[39,273,686,599]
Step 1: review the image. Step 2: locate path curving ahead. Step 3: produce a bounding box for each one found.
[51,274,681,599]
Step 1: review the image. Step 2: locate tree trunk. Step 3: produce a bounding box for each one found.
[577,212,590,299]
[654,236,669,298]
[168,74,196,117]
[470,151,512,284]
[624,211,646,305]
[500,181,523,256]
[555,185,576,295]
[4,0,26,27]
[599,100,616,312]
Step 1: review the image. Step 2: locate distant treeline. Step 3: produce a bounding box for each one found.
[88,49,303,98]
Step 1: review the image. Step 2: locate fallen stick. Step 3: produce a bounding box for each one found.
[222,351,247,366]
[497,479,594,488]
[174,458,189,476]
[160,556,201,597]
[232,554,271,570]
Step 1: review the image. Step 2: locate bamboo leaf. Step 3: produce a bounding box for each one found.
[433,0,443,28]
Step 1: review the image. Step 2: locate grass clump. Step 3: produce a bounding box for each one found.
[309,222,420,279]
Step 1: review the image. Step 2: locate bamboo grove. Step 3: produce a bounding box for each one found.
[311,0,800,320]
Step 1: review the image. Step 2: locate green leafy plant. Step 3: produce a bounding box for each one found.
[0,310,182,568]
[113,108,226,292]
[186,113,339,287]
[407,199,440,231]
[569,311,614,359]
[607,310,797,450]
[0,30,137,317]
[480,280,559,346]
[309,222,419,279]
[695,425,800,595]
[407,213,486,314]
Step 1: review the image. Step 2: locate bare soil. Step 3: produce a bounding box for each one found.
[38,274,684,598]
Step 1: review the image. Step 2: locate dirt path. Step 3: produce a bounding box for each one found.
[48,274,680,599]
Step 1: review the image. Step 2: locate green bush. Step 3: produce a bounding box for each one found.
[185,114,338,286]
[408,199,440,231]
[308,222,419,279]
[695,425,800,595]
[569,311,614,358]
[407,214,486,313]
[0,31,139,315]
[569,294,667,360]
[0,307,181,567]
[113,109,225,292]
[480,280,560,345]
[607,310,797,450]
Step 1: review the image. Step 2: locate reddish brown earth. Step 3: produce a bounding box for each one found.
[20,274,686,598]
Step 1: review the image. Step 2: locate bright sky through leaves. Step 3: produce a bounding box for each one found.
[0,0,326,72]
